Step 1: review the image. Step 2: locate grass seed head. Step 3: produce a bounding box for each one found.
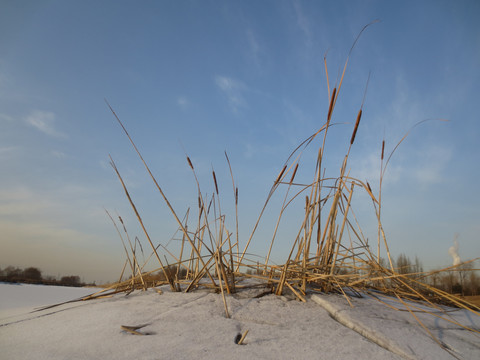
[212,170,219,194]
[290,163,299,184]
[327,87,337,122]
[187,156,194,170]
[350,109,362,145]
[274,165,287,184]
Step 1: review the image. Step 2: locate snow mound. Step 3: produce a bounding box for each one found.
[1,283,479,359]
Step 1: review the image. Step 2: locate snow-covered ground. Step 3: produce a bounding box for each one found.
[0,283,98,318]
[1,282,479,359]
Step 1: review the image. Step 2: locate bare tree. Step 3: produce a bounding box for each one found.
[396,254,412,275]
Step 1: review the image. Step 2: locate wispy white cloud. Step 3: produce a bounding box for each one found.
[25,110,67,138]
[351,151,403,187]
[177,96,189,109]
[0,186,54,217]
[51,150,67,159]
[215,76,247,113]
[246,28,262,68]
[292,0,313,50]
[0,113,14,122]
[387,75,433,131]
[0,184,113,227]
[351,142,451,193]
[413,144,452,184]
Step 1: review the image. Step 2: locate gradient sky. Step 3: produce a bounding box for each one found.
[1,0,479,283]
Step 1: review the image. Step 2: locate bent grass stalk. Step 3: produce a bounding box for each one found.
[109,156,174,291]
[106,101,216,289]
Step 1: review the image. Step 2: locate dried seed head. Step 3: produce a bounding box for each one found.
[274,165,287,184]
[350,109,362,145]
[187,156,194,170]
[367,181,372,193]
[235,187,238,205]
[290,163,299,184]
[381,140,385,160]
[207,198,213,213]
[327,87,337,122]
[212,170,219,194]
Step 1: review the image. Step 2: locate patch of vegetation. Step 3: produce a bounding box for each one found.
[0,265,95,287]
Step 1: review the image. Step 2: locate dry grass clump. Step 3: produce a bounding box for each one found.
[81,22,480,352]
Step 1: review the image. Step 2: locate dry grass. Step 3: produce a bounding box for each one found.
[462,295,480,307]
[90,23,479,355]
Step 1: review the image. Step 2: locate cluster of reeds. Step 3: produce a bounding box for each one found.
[85,22,480,352]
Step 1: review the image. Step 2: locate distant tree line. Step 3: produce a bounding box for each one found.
[381,254,479,297]
[0,266,94,287]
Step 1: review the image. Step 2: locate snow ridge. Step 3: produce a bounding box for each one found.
[312,295,416,360]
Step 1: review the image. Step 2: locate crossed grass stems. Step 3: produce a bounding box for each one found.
[88,23,479,352]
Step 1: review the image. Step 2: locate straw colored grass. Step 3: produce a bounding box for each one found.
[91,23,480,354]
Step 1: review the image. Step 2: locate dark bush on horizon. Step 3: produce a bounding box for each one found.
[60,275,81,287]
[23,267,42,282]
[0,265,93,287]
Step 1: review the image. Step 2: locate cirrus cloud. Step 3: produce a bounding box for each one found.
[215,75,248,113]
[25,110,67,138]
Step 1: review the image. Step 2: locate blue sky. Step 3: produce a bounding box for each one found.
[1,0,479,283]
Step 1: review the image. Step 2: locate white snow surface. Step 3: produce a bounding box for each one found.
[1,282,479,359]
